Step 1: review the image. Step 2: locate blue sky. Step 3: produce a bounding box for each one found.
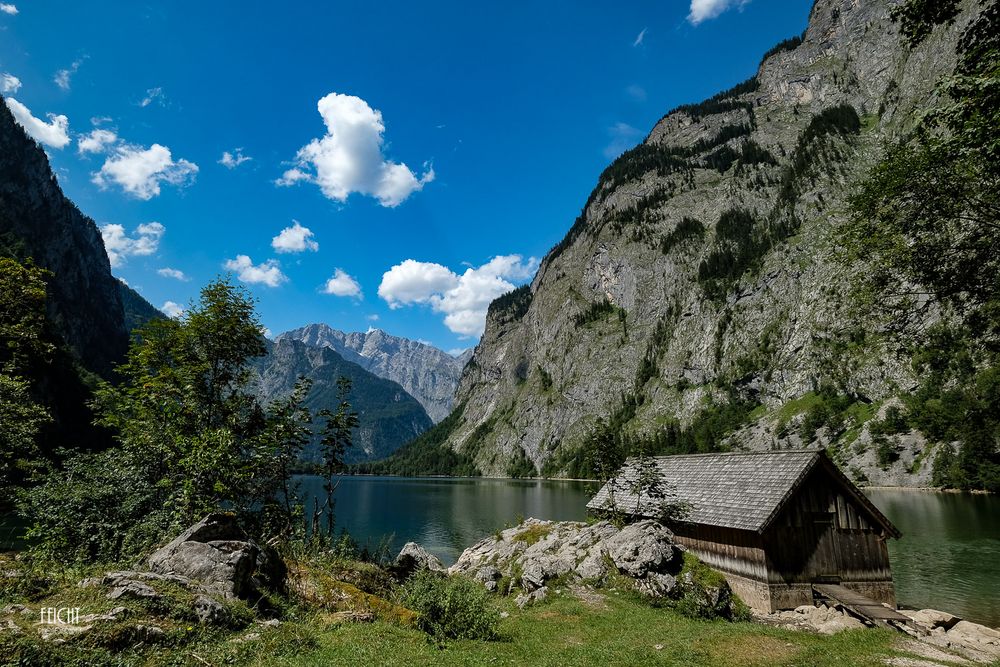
[0,0,813,353]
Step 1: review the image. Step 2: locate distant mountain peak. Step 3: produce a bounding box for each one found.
[276,323,470,423]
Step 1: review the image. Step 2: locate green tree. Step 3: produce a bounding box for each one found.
[23,277,314,560]
[0,259,51,504]
[312,377,359,539]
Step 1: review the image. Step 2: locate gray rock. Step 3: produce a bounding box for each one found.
[147,513,260,601]
[603,520,680,578]
[107,580,159,601]
[394,542,445,577]
[515,586,548,608]
[193,594,228,625]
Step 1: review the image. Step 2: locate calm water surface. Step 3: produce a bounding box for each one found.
[303,476,1000,627]
[864,489,1000,627]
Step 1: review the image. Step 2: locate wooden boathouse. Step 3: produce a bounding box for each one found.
[587,449,901,613]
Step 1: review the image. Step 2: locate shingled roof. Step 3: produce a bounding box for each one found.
[586,449,899,536]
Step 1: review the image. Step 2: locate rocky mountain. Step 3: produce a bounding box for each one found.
[118,280,165,333]
[278,324,470,423]
[0,95,132,377]
[252,338,433,464]
[427,0,976,483]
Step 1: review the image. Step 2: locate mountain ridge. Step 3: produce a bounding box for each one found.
[432,0,975,483]
[252,337,434,464]
[277,323,470,423]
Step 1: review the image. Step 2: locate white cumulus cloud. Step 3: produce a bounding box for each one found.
[379,255,538,337]
[688,0,750,25]
[219,148,251,169]
[161,301,184,318]
[92,143,198,199]
[276,92,434,207]
[322,269,362,298]
[1,73,21,94]
[271,220,318,254]
[0,4,17,15]
[77,128,117,154]
[223,255,287,288]
[100,221,165,267]
[157,267,188,281]
[4,98,71,148]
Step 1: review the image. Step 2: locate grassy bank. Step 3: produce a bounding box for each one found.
[0,554,923,667]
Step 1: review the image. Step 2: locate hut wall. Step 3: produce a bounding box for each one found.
[672,524,767,583]
[763,468,896,607]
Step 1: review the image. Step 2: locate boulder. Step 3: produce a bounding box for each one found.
[450,517,686,600]
[902,608,962,631]
[147,513,261,600]
[394,542,445,578]
[602,520,680,578]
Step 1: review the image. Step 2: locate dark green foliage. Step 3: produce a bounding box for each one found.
[116,280,164,333]
[691,123,753,157]
[666,76,759,121]
[735,140,778,170]
[661,217,705,255]
[760,34,805,63]
[20,278,317,561]
[697,209,762,299]
[400,571,501,642]
[595,143,692,203]
[537,365,553,391]
[796,387,863,444]
[506,447,537,479]
[312,377,359,538]
[548,394,758,479]
[704,145,739,173]
[360,402,481,477]
[778,104,861,208]
[488,284,533,324]
[841,3,1000,491]
[891,0,960,46]
[900,327,1000,492]
[573,297,626,328]
[875,437,902,469]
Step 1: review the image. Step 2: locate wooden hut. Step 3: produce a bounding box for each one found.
[587,449,901,613]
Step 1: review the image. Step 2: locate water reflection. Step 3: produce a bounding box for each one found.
[299,475,594,563]
[866,489,1000,627]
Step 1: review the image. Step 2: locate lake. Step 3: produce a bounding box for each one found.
[301,476,1000,627]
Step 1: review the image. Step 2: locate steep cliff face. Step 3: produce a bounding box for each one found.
[0,96,129,377]
[442,0,973,482]
[252,338,434,463]
[278,324,469,423]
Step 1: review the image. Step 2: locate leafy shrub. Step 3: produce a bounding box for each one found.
[400,571,501,641]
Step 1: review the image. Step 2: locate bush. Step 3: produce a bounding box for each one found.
[400,571,501,641]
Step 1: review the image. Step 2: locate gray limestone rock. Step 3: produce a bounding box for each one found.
[394,542,446,577]
[147,513,260,601]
